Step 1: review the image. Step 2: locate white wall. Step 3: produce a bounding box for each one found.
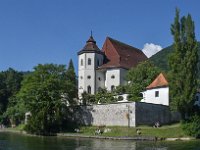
[78,52,104,98]
[120,68,128,85]
[104,68,128,91]
[105,69,120,91]
[141,87,169,106]
[78,53,96,97]
[96,70,105,90]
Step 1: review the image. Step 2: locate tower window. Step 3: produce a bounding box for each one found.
[155,91,159,97]
[111,75,115,79]
[87,75,91,79]
[80,76,83,79]
[97,59,100,66]
[111,85,115,92]
[81,59,83,66]
[88,58,91,65]
[98,77,101,81]
[87,86,91,94]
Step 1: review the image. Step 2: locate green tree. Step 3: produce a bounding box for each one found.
[169,9,198,118]
[95,88,116,104]
[126,61,160,101]
[66,59,77,104]
[81,91,96,105]
[17,64,74,135]
[0,68,23,121]
[4,95,26,126]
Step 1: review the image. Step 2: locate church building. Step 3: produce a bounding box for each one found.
[77,35,147,98]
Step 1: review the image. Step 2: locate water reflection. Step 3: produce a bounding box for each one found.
[0,132,200,150]
[76,139,137,150]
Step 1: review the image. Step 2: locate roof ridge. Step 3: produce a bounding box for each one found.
[107,37,143,53]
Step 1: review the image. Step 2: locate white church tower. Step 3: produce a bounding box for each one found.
[78,35,104,98]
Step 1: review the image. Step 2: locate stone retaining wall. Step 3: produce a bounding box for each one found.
[135,102,180,126]
[73,102,180,127]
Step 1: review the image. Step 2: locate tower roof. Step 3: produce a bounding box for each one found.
[78,35,103,55]
[146,73,168,89]
[98,37,147,69]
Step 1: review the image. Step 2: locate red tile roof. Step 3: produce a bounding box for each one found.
[146,73,168,89]
[98,37,147,69]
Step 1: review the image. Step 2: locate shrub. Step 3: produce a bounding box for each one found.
[181,114,200,138]
[117,96,124,101]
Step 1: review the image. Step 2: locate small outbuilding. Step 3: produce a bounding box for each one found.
[141,73,169,106]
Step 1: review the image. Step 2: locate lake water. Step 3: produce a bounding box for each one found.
[0,132,200,150]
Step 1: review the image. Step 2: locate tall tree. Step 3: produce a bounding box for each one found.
[66,59,77,103]
[169,9,198,118]
[0,68,23,115]
[126,61,160,101]
[16,64,73,135]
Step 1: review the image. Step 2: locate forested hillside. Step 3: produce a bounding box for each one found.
[150,42,200,78]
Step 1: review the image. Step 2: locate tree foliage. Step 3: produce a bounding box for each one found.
[95,88,117,104]
[15,64,76,135]
[81,91,96,105]
[81,88,117,105]
[0,68,23,123]
[126,61,160,101]
[181,114,200,138]
[66,59,77,104]
[169,9,199,118]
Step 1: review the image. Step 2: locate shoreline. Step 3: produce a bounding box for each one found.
[1,128,196,141]
[57,133,196,141]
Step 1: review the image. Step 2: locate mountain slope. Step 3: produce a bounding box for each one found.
[149,42,200,79]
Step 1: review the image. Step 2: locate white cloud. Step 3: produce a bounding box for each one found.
[142,43,162,58]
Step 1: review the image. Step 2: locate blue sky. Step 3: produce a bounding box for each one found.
[0,0,199,73]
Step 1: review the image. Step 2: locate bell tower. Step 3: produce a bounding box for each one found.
[77,35,104,98]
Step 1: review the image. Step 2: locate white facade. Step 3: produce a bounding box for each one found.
[78,53,128,97]
[141,87,169,106]
[104,68,127,91]
[77,36,147,99]
[78,52,104,98]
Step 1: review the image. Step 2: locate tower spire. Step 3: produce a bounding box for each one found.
[91,30,93,37]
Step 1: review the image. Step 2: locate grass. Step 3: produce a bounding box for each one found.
[6,124,25,132]
[10,123,188,138]
[70,123,188,138]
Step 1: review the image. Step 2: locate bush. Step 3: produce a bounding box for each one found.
[181,114,200,138]
[117,96,123,101]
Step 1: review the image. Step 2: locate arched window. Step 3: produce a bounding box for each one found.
[111,85,115,92]
[88,58,91,65]
[87,86,91,94]
[81,59,83,66]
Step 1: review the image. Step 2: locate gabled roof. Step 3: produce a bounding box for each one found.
[98,37,147,69]
[78,36,103,55]
[146,73,168,89]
